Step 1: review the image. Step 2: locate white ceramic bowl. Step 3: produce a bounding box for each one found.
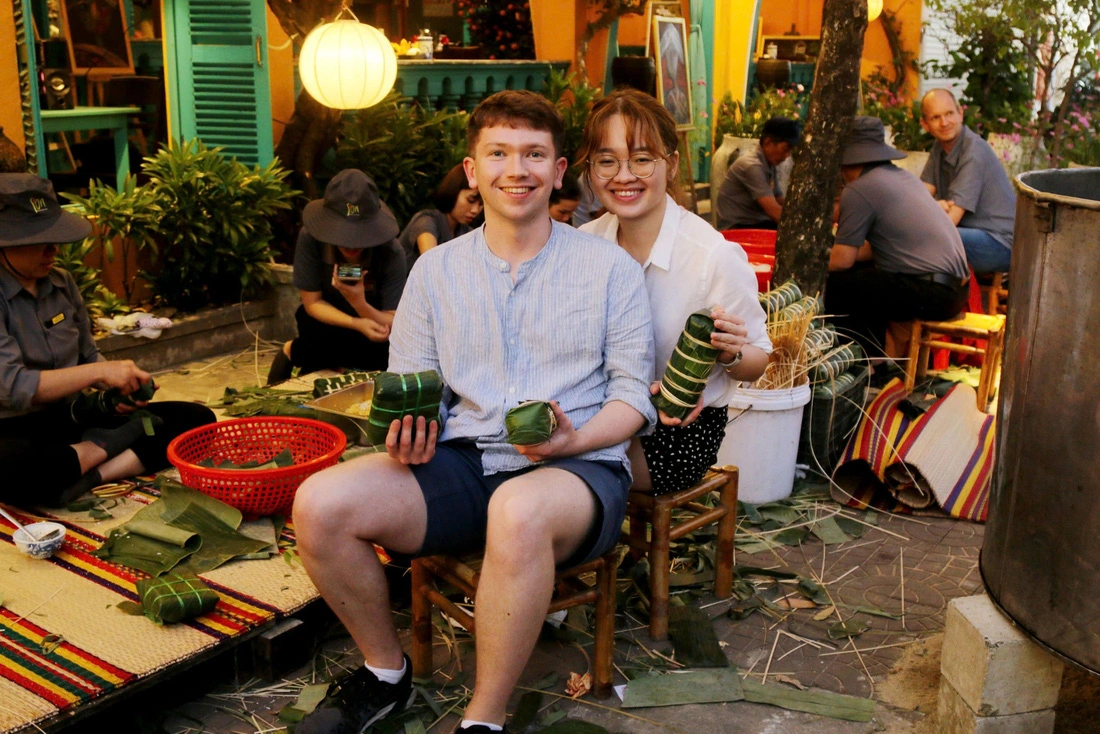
[13,522,66,559]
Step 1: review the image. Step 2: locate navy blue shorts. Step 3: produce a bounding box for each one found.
[406,441,630,568]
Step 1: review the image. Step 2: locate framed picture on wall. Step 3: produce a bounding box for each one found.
[644,1,683,56]
[653,16,693,131]
[60,0,134,78]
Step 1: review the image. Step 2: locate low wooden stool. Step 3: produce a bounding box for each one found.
[983,273,1009,315]
[623,467,738,640]
[410,550,619,699]
[903,312,1006,412]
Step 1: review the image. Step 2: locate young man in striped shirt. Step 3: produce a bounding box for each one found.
[293,90,656,734]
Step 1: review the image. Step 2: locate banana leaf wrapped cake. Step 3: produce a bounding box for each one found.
[653,311,719,419]
[505,400,557,445]
[136,573,220,624]
[366,370,444,445]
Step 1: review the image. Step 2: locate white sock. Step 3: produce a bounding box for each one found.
[460,721,502,732]
[364,658,406,685]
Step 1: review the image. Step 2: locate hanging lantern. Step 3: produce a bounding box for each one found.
[299,15,397,110]
[868,0,884,22]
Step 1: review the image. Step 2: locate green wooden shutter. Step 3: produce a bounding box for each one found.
[166,0,273,166]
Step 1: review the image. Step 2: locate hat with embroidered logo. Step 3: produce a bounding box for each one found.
[0,173,92,247]
[302,169,399,249]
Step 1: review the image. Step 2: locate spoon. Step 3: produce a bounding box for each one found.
[0,507,49,542]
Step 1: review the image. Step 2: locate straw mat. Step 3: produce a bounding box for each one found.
[0,484,319,733]
[830,378,994,522]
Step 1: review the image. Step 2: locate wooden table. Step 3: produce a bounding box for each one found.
[39,106,138,183]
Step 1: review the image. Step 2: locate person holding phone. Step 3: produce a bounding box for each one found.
[267,170,408,384]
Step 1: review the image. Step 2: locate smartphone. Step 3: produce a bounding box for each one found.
[337,264,362,283]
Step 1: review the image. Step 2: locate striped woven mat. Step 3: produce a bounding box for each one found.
[0,485,319,733]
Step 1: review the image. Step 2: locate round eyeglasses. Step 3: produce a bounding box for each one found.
[588,153,667,180]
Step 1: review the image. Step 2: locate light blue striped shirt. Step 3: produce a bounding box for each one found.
[389,220,657,474]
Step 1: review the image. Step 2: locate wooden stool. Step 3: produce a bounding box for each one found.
[983,273,1009,315]
[410,550,619,699]
[623,467,738,640]
[903,312,1006,412]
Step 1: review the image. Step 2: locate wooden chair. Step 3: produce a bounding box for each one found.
[983,273,1009,315]
[410,550,619,699]
[623,467,739,640]
[903,312,1006,412]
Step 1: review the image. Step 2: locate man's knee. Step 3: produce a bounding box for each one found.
[294,456,387,541]
[486,483,547,544]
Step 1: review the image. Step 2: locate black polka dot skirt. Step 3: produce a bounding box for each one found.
[640,406,728,495]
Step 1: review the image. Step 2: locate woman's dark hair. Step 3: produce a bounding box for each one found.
[550,171,581,204]
[432,163,471,213]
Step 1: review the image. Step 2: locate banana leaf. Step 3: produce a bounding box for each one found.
[810,342,865,383]
[312,371,377,399]
[505,400,557,445]
[811,366,864,399]
[771,295,822,323]
[803,325,836,357]
[653,311,718,419]
[759,280,803,314]
[366,371,443,445]
[136,573,220,624]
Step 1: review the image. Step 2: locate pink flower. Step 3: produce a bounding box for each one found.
[1066,141,1075,149]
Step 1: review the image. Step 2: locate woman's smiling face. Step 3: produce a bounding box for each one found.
[588,114,674,223]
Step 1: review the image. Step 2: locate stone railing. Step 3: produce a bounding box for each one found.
[394,59,571,112]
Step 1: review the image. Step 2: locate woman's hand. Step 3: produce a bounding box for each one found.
[711,306,748,366]
[331,265,368,307]
[651,381,705,427]
[514,401,579,463]
[96,360,150,395]
[355,317,391,342]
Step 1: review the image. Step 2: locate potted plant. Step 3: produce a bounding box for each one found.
[141,140,296,311]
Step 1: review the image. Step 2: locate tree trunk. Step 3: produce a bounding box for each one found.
[772,0,868,297]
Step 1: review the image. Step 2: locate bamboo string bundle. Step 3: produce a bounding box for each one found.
[752,307,816,390]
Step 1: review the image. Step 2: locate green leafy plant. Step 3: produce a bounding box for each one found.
[53,239,131,322]
[141,140,296,311]
[862,76,930,152]
[334,93,468,227]
[61,175,161,302]
[713,86,807,148]
[541,66,601,172]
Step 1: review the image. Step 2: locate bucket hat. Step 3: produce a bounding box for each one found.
[840,116,907,166]
[0,173,92,247]
[302,169,399,249]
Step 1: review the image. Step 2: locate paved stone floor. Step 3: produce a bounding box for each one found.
[56,348,1099,734]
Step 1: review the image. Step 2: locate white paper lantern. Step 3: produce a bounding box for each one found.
[868,0,884,22]
[299,19,397,110]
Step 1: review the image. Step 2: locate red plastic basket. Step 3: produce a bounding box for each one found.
[720,228,778,257]
[167,417,347,517]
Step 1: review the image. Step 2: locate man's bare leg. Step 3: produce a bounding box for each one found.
[294,452,429,669]
[462,468,599,725]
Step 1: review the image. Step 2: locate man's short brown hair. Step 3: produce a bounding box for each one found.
[467,90,565,158]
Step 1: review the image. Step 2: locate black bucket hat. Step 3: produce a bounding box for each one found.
[841,116,907,166]
[302,169,399,249]
[0,173,92,247]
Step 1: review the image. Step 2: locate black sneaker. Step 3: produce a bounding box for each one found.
[297,655,415,734]
[456,726,508,734]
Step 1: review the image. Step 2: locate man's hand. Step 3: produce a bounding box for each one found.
[651,381,704,427]
[96,360,150,395]
[385,414,439,465]
[514,401,580,463]
[355,317,391,342]
[710,307,748,367]
[938,199,955,214]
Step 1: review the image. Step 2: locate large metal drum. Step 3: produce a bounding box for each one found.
[981,168,1100,673]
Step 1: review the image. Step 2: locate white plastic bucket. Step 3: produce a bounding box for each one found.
[717,384,812,504]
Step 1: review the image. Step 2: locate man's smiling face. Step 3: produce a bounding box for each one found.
[463,125,566,227]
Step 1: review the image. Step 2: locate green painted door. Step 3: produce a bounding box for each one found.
[165,0,273,166]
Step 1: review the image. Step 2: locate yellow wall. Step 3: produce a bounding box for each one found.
[0,3,24,151]
[267,7,295,147]
[758,0,921,99]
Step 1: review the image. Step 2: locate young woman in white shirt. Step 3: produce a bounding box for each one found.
[578,88,772,493]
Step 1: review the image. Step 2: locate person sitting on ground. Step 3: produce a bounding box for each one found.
[0,173,215,509]
[920,88,1016,274]
[825,116,970,356]
[578,88,771,494]
[548,171,582,224]
[714,115,800,230]
[266,170,407,385]
[397,163,483,271]
[291,90,656,734]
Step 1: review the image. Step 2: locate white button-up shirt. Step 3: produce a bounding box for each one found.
[389,221,656,474]
[582,196,771,408]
